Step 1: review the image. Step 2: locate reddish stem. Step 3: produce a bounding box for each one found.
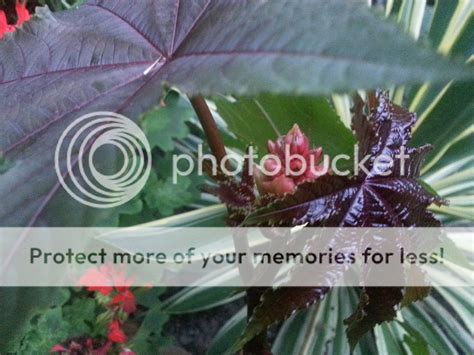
[189,95,269,354]
[190,96,227,163]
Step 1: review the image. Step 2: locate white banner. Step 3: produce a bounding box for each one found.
[0,227,471,287]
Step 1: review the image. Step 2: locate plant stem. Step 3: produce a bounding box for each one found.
[190,95,227,163]
[189,95,269,354]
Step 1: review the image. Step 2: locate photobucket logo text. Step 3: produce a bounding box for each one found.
[172,145,410,183]
[55,112,151,208]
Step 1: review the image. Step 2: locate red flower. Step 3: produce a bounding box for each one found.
[254,124,326,196]
[110,289,137,315]
[120,350,136,355]
[0,11,15,37]
[0,1,30,39]
[108,320,127,343]
[77,264,133,296]
[15,0,30,25]
[78,266,114,295]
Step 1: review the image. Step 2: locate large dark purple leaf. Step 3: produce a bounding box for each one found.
[0,0,472,226]
[238,91,445,350]
[245,91,444,228]
[344,287,403,350]
[233,286,330,352]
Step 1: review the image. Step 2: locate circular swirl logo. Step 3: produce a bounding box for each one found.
[55,112,151,208]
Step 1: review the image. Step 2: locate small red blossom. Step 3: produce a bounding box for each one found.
[0,10,15,36]
[0,1,30,39]
[108,320,127,343]
[15,0,30,25]
[119,349,136,355]
[110,289,137,314]
[77,264,133,295]
[254,124,326,196]
[78,266,114,295]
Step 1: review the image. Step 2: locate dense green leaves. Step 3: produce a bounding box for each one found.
[0,288,70,352]
[141,91,195,152]
[131,288,171,353]
[427,0,459,48]
[271,288,376,355]
[18,297,97,353]
[122,92,204,225]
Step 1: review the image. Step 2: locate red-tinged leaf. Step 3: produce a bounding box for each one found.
[0,0,471,227]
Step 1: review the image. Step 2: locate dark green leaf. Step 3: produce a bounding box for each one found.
[131,288,170,353]
[0,288,70,352]
[143,174,198,217]
[131,308,170,353]
[215,95,355,157]
[401,305,457,354]
[141,91,195,152]
[411,81,474,167]
[162,287,243,314]
[207,307,247,355]
[427,0,459,48]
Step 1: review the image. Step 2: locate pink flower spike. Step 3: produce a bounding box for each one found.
[255,124,326,196]
[309,147,323,162]
[267,139,277,154]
